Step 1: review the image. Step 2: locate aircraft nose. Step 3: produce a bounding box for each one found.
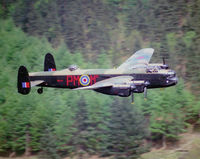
[172,71,178,84]
[171,76,178,85]
[167,70,178,85]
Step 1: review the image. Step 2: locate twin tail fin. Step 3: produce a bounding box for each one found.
[44,53,56,71]
[17,53,56,95]
[17,66,31,95]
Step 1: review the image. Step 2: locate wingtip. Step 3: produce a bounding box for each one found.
[143,48,154,53]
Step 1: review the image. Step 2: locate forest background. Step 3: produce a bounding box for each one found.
[0,0,200,159]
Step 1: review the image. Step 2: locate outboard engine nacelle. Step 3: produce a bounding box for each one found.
[95,85,131,97]
[111,87,131,97]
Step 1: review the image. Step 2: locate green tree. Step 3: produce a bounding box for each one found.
[107,98,149,159]
[39,127,60,159]
[149,80,194,146]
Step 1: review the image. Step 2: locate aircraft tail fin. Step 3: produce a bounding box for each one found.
[17,66,31,95]
[44,53,56,71]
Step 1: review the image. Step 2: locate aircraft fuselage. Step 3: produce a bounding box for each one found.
[29,68,178,96]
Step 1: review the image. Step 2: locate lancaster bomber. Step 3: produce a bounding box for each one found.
[17,48,178,103]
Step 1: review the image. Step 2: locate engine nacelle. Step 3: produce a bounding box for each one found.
[132,85,145,93]
[95,85,131,97]
[111,87,131,97]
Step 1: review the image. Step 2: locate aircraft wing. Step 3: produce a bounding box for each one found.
[117,48,154,70]
[73,76,133,90]
[31,80,45,87]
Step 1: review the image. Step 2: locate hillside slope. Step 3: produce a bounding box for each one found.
[141,132,200,159]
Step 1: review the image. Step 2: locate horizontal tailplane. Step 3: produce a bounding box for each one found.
[17,66,31,95]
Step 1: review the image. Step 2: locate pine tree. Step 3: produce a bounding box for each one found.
[39,127,60,159]
[107,98,149,159]
[73,95,89,155]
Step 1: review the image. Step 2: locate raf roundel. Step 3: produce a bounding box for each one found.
[79,75,90,86]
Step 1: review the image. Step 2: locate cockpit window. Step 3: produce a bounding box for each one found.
[160,64,169,69]
[146,66,160,73]
[68,64,79,71]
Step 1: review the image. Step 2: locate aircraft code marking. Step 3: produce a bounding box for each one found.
[66,75,98,86]
[57,79,63,82]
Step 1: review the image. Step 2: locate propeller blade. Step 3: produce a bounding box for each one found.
[131,92,134,104]
[144,87,147,99]
[162,57,165,65]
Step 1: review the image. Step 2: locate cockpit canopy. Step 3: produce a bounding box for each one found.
[160,64,169,69]
[146,64,169,73]
[68,64,79,71]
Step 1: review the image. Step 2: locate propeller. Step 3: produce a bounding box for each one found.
[144,87,147,99]
[131,92,134,104]
[144,81,150,100]
[130,84,136,104]
[162,57,169,69]
[162,57,166,65]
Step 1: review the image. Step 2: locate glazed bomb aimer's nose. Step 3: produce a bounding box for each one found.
[171,76,178,84]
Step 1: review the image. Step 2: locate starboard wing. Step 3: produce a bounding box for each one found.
[117,48,154,70]
[73,76,133,90]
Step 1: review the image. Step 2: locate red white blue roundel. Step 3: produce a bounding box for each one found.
[80,75,90,86]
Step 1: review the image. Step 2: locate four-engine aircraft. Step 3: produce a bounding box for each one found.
[17,48,178,102]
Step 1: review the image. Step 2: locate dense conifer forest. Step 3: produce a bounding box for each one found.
[0,0,200,158]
